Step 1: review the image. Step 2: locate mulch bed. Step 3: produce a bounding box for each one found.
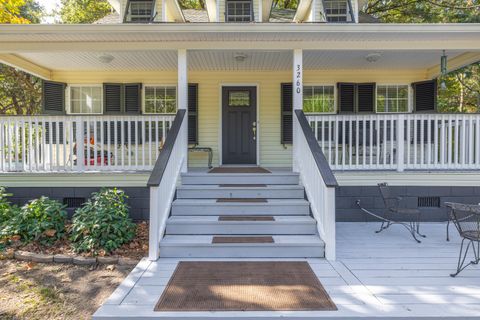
[1,221,149,263]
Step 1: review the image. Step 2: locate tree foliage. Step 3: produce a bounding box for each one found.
[60,0,112,24]
[0,0,43,115]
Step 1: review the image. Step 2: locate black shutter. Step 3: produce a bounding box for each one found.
[337,83,355,113]
[412,80,437,113]
[188,83,198,145]
[357,83,376,113]
[124,83,142,114]
[104,83,123,114]
[281,83,293,144]
[42,80,66,114]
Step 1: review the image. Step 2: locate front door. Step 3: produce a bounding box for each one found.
[222,86,257,164]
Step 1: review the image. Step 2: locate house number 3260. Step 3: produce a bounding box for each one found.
[295,64,302,94]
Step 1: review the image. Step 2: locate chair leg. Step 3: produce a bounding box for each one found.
[451,238,475,277]
[415,215,426,238]
[473,241,480,265]
[446,220,450,242]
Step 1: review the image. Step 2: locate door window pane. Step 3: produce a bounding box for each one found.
[229,91,250,107]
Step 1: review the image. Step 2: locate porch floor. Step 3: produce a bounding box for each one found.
[94,222,480,319]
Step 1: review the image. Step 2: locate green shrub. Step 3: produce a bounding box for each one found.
[70,188,136,255]
[0,187,18,226]
[5,197,67,244]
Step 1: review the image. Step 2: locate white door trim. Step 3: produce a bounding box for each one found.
[218,83,260,166]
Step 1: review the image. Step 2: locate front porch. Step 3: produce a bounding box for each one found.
[94,222,480,319]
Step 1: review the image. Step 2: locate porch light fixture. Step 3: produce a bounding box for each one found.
[98,53,115,64]
[365,52,382,63]
[234,53,247,62]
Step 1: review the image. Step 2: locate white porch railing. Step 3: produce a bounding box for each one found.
[307,113,480,171]
[0,115,174,172]
[295,110,338,260]
[147,110,187,260]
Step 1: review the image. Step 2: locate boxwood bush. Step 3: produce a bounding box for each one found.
[4,196,67,244]
[70,188,136,255]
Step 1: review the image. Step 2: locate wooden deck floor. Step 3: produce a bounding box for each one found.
[94,223,480,319]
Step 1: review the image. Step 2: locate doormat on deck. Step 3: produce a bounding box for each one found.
[216,198,267,203]
[212,236,274,243]
[219,215,275,221]
[208,167,271,174]
[154,261,337,312]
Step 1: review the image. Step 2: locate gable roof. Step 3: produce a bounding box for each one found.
[94,12,121,24]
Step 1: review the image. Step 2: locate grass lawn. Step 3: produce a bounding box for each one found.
[0,260,134,320]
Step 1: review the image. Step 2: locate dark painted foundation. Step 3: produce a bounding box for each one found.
[336,186,480,222]
[7,185,480,222]
[7,187,150,221]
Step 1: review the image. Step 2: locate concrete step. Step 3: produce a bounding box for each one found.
[159,235,325,258]
[165,215,317,235]
[181,172,300,185]
[176,184,305,199]
[171,199,310,216]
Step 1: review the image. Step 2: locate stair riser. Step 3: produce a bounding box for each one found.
[177,189,304,199]
[181,175,299,185]
[172,204,310,216]
[165,223,317,235]
[159,245,324,258]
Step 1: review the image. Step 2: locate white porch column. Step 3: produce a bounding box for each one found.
[178,49,188,172]
[292,49,303,172]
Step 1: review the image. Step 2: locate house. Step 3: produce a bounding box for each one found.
[1,0,480,265]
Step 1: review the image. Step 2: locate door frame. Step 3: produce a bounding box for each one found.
[218,83,260,166]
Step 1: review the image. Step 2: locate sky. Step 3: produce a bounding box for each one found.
[36,0,62,23]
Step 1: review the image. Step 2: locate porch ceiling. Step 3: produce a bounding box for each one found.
[12,49,477,72]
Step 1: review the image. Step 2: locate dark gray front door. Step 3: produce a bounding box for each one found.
[222,86,257,164]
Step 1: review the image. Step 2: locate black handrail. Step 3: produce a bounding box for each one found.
[147,109,186,187]
[295,110,338,188]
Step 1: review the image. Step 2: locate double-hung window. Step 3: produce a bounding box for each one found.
[144,86,177,114]
[69,86,103,114]
[303,85,335,113]
[323,0,348,22]
[377,85,409,113]
[125,0,154,22]
[226,0,253,22]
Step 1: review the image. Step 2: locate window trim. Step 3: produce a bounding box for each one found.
[67,84,104,115]
[303,83,337,115]
[375,84,412,114]
[124,0,156,23]
[142,84,178,115]
[225,0,254,22]
[323,0,349,23]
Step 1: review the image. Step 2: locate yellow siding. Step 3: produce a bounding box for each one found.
[52,69,428,168]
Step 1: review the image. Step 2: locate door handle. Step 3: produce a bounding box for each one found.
[252,122,257,141]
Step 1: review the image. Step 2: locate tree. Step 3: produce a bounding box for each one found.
[0,0,43,115]
[60,0,112,24]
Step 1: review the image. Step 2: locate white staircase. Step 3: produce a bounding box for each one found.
[159,171,325,258]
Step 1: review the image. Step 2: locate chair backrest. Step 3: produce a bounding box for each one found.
[378,182,396,210]
[445,202,480,240]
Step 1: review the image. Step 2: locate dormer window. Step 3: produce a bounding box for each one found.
[323,0,348,22]
[226,0,254,22]
[125,0,155,22]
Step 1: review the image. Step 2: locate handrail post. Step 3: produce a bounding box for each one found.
[76,117,85,171]
[397,114,405,172]
[178,48,188,173]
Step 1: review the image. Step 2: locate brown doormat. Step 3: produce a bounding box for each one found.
[216,198,267,203]
[208,167,271,174]
[212,236,274,244]
[219,184,267,187]
[219,215,275,221]
[154,261,337,312]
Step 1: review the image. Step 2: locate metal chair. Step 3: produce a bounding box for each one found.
[356,182,426,243]
[445,202,480,277]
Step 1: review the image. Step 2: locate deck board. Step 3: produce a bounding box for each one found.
[94,223,480,319]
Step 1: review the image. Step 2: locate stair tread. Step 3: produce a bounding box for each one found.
[173,199,309,205]
[178,184,303,190]
[167,215,315,223]
[161,235,324,245]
